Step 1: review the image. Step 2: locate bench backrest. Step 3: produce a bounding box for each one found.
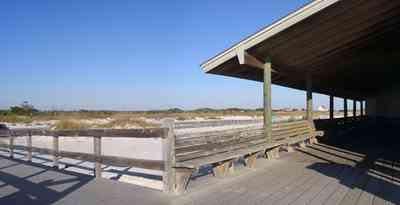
[272,120,315,143]
[175,120,316,163]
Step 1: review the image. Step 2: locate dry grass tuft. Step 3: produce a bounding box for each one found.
[53,120,88,130]
[0,115,32,124]
[95,117,158,129]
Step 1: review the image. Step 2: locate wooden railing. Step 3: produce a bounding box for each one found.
[174,119,262,129]
[314,116,365,130]
[0,119,327,194]
[0,121,177,192]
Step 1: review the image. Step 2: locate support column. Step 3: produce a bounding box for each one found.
[306,74,313,122]
[360,101,364,118]
[353,100,356,118]
[264,58,272,143]
[344,98,348,121]
[329,95,334,120]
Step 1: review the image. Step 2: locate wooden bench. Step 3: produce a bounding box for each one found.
[171,120,323,194]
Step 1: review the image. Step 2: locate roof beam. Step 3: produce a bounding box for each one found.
[237,50,277,73]
[201,0,340,73]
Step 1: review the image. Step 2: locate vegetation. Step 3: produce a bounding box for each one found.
[9,101,39,116]
[0,115,33,124]
[53,120,88,130]
[0,102,333,129]
[0,101,37,123]
[95,117,157,128]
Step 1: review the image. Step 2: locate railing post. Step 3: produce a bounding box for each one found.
[306,73,313,122]
[329,95,334,120]
[344,98,348,122]
[353,100,357,120]
[360,100,364,119]
[9,132,14,159]
[94,136,102,178]
[27,131,32,161]
[53,135,59,168]
[162,119,176,193]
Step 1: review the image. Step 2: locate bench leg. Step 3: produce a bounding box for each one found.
[246,153,258,168]
[228,160,235,174]
[283,145,295,153]
[175,168,194,194]
[265,147,280,159]
[310,137,318,144]
[213,160,232,177]
[298,141,307,148]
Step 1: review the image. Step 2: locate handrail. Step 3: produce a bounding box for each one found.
[0,126,170,186]
[0,128,168,138]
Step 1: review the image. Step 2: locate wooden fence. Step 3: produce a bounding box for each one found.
[314,116,364,130]
[174,119,262,129]
[0,121,176,192]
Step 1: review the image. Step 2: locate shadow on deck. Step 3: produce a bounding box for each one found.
[171,122,400,205]
[0,155,93,205]
[0,155,168,205]
[304,121,400,205]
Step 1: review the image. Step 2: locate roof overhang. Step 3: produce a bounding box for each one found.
[201,0,400,100]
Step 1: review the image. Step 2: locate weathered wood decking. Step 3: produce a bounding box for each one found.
[170,135,400,205]
[0,125,399,205]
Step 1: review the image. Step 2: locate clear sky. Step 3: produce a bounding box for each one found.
[1,0,355,111]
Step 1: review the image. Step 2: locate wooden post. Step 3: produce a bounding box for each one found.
[162,119,176,193]
[344,98,348,121]
[53,136,59,168]
[9,133,14,159]
[360,101,364,118]
[27,131,32,161]
[306,73,313,122]
[94,136,102,178]
[264,58,272,143]
[329,95,334,120]
[353,100,357,119]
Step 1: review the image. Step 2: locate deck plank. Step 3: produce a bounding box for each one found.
[356,172,382,205]
[308,166,353,205]
[324,168,364,205]
[276,164,343,205]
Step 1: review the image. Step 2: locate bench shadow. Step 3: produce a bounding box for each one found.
[107,167,162,181]
[0,155,93,205]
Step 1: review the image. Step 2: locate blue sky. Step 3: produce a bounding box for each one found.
[0,0,355,111]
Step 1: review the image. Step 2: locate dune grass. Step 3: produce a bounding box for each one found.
[0,115,33,124]
[53,120,89,130]
[95,116,157,128]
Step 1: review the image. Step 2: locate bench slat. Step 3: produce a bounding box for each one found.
[175,120,321,168]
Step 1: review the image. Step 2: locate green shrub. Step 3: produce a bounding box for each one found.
[0,115,32,124]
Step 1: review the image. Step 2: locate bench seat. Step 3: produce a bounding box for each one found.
[175,141,282,169]
[171,120,323,194]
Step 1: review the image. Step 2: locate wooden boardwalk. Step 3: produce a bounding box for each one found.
[1,126,399,205]
[171,125,400,205]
